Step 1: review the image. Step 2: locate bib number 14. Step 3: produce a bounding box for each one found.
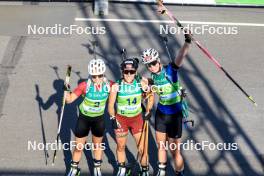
[126,97,137,105]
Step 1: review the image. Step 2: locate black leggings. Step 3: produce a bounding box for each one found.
[155,109,183,139]
[74,113,105,138]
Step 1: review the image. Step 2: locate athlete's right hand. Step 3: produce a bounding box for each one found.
[110,116,121,129]
[63,84,71,92]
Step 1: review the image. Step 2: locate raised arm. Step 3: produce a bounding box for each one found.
[174,34,192,67]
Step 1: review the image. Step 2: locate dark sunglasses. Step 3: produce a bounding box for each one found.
[123,70,136,75]
[147,60,158,68]
[92,74,104,79]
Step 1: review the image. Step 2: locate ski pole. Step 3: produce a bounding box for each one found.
[135,119,149,173]
[92,40,99,60]
[52,65,72,165]
[158,1,257,106]
[160,35,172,62]
[35,85,49,165]
[142,120,149,164]
[121,48,127,60]
[49,65,60,79]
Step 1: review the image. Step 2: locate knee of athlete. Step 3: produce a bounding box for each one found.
[74,143,84,152]
[175,148,181,156]
[172,147,182,157]
[93,142,103,150]
[117,144,126,152]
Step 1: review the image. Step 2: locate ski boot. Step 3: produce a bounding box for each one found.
[93,159,103,176]
[156,162,166,176]
[139,165,149,176]
[67,161,81,176]
[116,162,127,176]
[125,163,132,176]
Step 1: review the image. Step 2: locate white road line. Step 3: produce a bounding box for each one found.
[110,0,216,4]
[75,18,264,27]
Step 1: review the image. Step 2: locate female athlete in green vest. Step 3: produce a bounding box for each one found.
[65,59,113,176]
[108,58,154,176]
[141,34,192,176]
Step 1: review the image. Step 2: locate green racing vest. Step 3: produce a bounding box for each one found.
[116,79,142,117]
[151,66,182,106]
[79,80,110,117]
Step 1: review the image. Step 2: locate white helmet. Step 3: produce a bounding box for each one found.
[141,48,160,64]
[88,59,106,75]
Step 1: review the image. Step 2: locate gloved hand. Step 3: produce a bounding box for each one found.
[184,33,192,44]
[181,88,187,98]
[157,2,166,15]
[143,111,152,121]
[110,116,121,129]
[147,78,154,86]
[63,84,71,92]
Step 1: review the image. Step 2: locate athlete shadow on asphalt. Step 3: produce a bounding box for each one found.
[35,66,86,173]
[35,84,50,165]
[35,79,77,171]
[0,170,115,176]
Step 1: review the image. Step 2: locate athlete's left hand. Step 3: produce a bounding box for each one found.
[157,6,166,15]
[184,33,192,44]
[144,111,152,121]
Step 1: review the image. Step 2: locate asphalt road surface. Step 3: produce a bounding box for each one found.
[0,2,263,176]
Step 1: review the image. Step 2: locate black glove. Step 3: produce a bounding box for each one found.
[147,78,154,86]
[184,33,192,44]
[63,84,71,92]
[143,112,152,121]
[110,116,121,129]
[181,88,187,98]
